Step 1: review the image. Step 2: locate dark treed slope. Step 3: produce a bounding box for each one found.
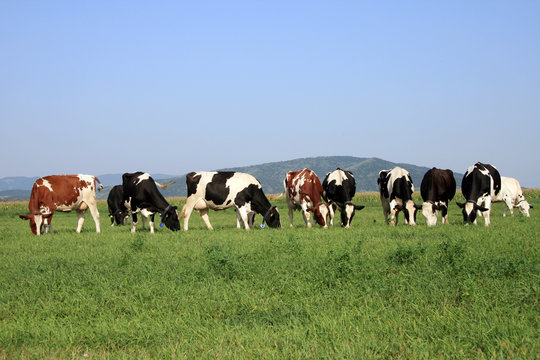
[155,156,463,199]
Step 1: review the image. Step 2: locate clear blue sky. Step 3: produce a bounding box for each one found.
[1,1,539,187]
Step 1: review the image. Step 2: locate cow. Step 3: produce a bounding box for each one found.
[107,185,129,226]
[420,168,457,226]
[492,176,532,217]
[456,162,501,226]
[322,168,364,228]
[180,171,281,231]
[377,167,421,226]
[284,169,330,228]
[19,174,103,235]
[122,172,180,233]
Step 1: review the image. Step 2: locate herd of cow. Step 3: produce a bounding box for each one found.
[19,162,533,235]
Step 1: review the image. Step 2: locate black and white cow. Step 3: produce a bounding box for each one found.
[456,162,501,226]
[181,171,281,231]
[420,168,456,226]
[377,167,421,226]
[107,185,129,226]
[122,172,180,233]
[322,168,364,228]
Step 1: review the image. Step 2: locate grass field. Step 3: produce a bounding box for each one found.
[1,191,538,359]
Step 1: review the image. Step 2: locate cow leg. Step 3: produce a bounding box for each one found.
[150,213,156,233]
[328,204,335,227]
[288,206,295,228]
[442,204,449,225]
[76,210,85,233]
[42,217,53,234]
[199,209,214,230]
[86,201,101,233]
[236,206,250,230]
[483,198,492,226]
[181,196,204,231]
[131,213,138,233]
[301,204,312,228]
[235,210,244,229]
[504,198,514,217]
[389,200,397,226]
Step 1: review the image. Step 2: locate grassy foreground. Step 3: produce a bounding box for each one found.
[0,191,538,359]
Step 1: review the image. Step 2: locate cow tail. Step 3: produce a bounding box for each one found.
[94,177,104,191]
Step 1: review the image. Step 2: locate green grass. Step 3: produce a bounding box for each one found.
[0,193,538,359]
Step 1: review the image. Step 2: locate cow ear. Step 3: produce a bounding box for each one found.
[394,205,403,211]
[355,205,365,211]
[456,202,465,208]
[414,204,422,210]
[529,204,533,209]
[476,205,489,212]
[19,215,31,220]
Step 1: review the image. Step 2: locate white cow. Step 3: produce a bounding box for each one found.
[493,177,532,217]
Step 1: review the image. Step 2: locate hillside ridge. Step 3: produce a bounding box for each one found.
[0,156,464,201]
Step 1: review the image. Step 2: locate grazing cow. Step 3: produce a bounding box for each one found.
[122,172,179,233]
[107,185,129,226]
[456,162,501,226]
[284,169,330,228]
[181,171,281,231]
[377,167,421,226]
[493,176,532,217]
[322,168,364,228]
[420,168,457,226]
[19,174,103,235]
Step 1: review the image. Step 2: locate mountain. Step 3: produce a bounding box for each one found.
[0,157,463,201]
[157,156,464,198]
[0,176,38,192]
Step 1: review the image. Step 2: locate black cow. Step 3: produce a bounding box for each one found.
[122,172,180,233]
[377,167,421,226]
[420,168,456,226]
[180,171,281,231]
[322,168,364,228]
[107,185,128,226]
[456,162,501,226]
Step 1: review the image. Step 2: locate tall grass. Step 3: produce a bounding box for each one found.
[0,193,538,359]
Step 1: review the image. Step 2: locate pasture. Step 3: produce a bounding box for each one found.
[1,191,538,359]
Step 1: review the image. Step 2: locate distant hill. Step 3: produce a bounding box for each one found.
[0,158,463,201]
[157,156,464,198]
[0,176,38,192]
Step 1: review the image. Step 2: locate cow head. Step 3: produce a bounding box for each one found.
[19,213,52,235]
[110,210,129,225]
[333,201,365,228]
[456,201,489,224]
[262,206,281,228]
[160,205,181,231]
[395,200,421,226]
[308,203,330,228]
[516,199,532,217]
[421,202,444,227]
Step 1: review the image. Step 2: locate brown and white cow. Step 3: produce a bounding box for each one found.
[19,174,103,235]
[284,169,330,228]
